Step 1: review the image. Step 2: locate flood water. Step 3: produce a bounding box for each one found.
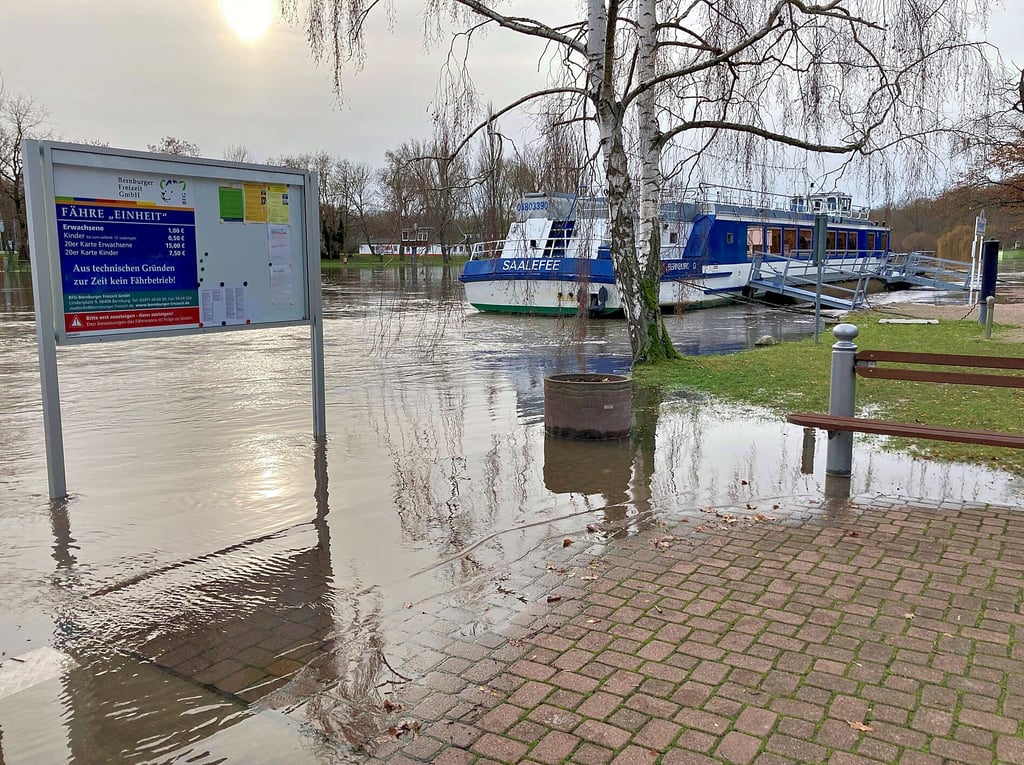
[0,264,1020,763]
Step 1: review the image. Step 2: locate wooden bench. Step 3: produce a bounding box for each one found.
[786,346,1024,473]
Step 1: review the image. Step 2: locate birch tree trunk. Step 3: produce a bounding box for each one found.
[588,0,676,363]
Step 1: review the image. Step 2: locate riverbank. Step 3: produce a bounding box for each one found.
[321,254,469,269]
[636,299,1024,476]
[871,287,1024,342]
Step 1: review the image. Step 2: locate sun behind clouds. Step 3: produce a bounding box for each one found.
[220,0,275,43]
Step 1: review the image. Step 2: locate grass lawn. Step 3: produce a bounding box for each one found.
[634,311,1024,476]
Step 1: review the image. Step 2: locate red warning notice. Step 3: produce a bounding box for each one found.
[65,307,201,334]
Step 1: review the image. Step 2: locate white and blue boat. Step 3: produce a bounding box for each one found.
[459,187,893,316]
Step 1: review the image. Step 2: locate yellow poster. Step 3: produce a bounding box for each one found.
[243,183,268,223]
[267,184,290,224]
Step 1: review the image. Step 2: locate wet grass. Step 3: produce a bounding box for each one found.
[635,311,1024,476]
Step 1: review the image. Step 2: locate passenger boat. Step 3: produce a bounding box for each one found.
[459,187,892,316]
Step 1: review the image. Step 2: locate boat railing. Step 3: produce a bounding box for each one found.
[671,184,874,221]
[470,232,605,260]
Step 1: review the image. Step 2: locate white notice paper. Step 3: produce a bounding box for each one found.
[269,225,291,265]
[200,287,225,325]
[270,265,293,305]
[200,286,248,325]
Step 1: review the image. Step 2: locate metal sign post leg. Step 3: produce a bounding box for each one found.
[23,141,67,499]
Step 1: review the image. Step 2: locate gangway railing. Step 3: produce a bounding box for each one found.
[880,251,972,291]
[747,251,877,310]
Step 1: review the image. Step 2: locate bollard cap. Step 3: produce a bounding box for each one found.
[833,323,859,342]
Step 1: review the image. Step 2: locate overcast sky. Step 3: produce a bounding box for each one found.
[3,1,1023,177]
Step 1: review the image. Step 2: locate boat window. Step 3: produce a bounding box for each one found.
[881,232,889,251]
[783,228,796,255]
[827,231,836,250]
[669,232,678,244]
[798,228,812,250]
[847,232,858,251]
[867,232,876,250]
[767,227,782,254]
[726,232,734,244]
[747,226,763,258]
[841,197,852,212]
[836,231,848,250]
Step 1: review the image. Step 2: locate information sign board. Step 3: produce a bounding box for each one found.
[22,140,326,499]
[30,143,314,343]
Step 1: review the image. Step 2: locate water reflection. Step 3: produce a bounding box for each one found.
[1,265,1021,762]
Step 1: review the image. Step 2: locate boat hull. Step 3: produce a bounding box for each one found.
[461,257,621,316]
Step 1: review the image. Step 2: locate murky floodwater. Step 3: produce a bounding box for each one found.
[1,264,1020,763]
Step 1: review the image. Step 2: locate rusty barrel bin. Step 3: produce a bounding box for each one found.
[544,373,632,440]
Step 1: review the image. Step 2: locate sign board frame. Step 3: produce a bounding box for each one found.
[23,140,326,499]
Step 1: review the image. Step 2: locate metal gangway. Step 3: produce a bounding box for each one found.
[877,251,972,291]
[746,252,876,310]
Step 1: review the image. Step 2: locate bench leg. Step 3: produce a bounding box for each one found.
[825,324,858,477]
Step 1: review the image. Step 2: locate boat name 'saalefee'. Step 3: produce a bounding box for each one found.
[501,259,563,272]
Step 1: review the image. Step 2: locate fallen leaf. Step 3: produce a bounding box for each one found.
[741,480,749,485]
[904,613,915,619]
[581,574,599,581]
[383,699,402,713]
[847,720,873,732]
[562,538,573,547]
[547,595,562,603]
[847,530,860,537]
[586,524,601,532]
[772,504,780,510]
[402,602,413,609]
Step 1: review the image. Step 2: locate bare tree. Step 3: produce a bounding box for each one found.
[223,143,255,163]
[147,136,201,156]
[286,0,1005,363]
[336,159,379,258]
[963,68,1024,213]
[378,143,424,259]
[267,150,347,258]
[0,83,52,258]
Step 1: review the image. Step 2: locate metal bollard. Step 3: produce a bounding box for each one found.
[826,323,859,477]
[983,296,995,340]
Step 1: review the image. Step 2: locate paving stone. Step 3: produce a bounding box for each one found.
[471,732,529,762]
[530,730,580,764]
[716,731,762,764]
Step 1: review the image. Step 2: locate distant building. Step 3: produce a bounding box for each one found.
[356,242,472,257]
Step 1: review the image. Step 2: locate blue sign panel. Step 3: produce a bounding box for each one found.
[55,200,199,331]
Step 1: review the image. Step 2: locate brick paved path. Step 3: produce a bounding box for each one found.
[357,497,1024,764]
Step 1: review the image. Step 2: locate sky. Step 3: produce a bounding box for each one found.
[2,0,550,165]
[2,0,1023,184]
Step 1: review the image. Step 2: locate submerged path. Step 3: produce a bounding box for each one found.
[349,495,1024,764]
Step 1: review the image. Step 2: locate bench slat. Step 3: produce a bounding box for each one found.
[857,350,1024,370]
[787,413,1024,449]
[856,367,1024,388]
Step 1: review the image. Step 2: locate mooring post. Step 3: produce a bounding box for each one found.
[826,323,859,477]
[978,239,999,326]
[984,296,995,340]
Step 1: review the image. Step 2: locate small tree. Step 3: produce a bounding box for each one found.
[0,83,51,258]
[147,136,201,157]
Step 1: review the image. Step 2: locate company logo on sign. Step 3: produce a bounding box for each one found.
[160,178,188,205]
